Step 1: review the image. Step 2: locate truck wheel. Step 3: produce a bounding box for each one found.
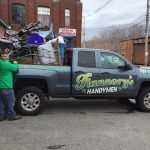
[16,86,45,115]
[137,87,150,112]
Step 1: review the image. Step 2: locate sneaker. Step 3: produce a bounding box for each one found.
[8,115,22,121]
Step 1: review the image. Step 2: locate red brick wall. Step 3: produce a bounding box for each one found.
[0,0,82,47]
[120,40,133,62]
[76,1,82,47]
[0,26,5,38]
[53,0,60,33]
[120,38,150,64]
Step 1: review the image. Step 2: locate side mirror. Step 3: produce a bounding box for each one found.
[118,63,131,70]
[125,63,132,70]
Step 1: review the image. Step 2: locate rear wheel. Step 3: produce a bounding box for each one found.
[137,87,150,112]
[16,86,45,115]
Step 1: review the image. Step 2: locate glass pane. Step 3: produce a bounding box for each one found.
[37,7,51,26]
[12,4,25,25]
[100,52,125,69]
[65,9,70,16]
[65,16,70,27]
[38,7,50,15]
[65,9,70,27]
[78,51,96,68]
[38,14,50,26]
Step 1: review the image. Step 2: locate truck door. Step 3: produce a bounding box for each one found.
[98,51,137,97]
[72,50,100,96]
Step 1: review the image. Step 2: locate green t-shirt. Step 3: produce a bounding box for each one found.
[0,60,18,89]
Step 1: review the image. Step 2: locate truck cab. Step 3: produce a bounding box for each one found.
[72,48,138,98]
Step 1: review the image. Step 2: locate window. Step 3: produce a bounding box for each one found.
[65,9,70,27]
[100,52,125,69]
[78,51,96,68]
[12,4,25,25]
[38,7,51,26]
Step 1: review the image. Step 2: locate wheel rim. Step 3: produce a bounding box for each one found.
[144,93,150,108]
[21,93,40,112]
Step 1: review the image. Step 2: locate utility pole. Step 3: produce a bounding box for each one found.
[82,16,86,48]
[145,0,150,66]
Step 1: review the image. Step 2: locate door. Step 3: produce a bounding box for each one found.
[133,43,150,65]
[72,50,100,96]
[98,52,138,97]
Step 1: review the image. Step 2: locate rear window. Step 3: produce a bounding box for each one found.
[78,51,96,68]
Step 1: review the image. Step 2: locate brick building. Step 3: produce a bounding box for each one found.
[120,37,150,65]
[0,0,82,47]
[0,19,10,38]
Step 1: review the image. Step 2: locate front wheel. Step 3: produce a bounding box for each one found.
[137,87,150,112]
[16,86,45,115]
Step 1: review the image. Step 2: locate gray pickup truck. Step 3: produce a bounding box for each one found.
[15,48,150,115]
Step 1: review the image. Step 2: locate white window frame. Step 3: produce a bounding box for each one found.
[65,9,70,28]
[37,7,51,26]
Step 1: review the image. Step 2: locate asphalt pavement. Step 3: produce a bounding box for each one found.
[0,99,150,150]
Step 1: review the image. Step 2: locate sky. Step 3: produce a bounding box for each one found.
[80,0,147,40]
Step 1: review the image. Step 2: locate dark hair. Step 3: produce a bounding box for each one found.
[0,51,6,54]
[0,48,10,55]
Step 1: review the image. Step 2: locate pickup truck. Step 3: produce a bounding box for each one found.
[15,48,150,115]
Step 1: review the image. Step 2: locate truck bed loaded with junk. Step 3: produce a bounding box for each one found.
[1,21,72,65]
[1,21,150,115]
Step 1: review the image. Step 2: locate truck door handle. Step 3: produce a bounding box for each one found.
[101,72,110,75]
[75,71,84,74]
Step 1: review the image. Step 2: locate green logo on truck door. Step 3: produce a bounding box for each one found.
[75,73,134,94]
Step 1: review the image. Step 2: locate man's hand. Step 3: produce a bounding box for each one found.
[13,61,17,64]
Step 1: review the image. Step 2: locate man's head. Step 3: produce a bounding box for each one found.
[0,50,9,61]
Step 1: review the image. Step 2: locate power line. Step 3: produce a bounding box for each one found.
[85,22,145,31]
[83,0,112,47]
[84,20,147,36]
[87,0,112,17]
[84,15,146,31]
[121,15,145,26]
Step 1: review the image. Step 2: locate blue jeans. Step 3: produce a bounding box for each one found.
[0,89,16,119]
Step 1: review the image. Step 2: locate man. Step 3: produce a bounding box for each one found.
[0,50,21,121]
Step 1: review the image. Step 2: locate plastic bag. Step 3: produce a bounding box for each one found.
[38,41,56,64]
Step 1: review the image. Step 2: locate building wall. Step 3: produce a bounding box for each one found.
[0,0,82,47]
[120,38,150,65]
[120,40,133,62]
[0,26,5,38]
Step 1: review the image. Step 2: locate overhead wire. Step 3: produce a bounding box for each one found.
[83,1,147,38]
[87,0,113,17]
[84,17,147,36]
[85,14,146,31]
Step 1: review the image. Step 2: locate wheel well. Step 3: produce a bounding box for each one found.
[15,78,48,95]
[138,81,150,94]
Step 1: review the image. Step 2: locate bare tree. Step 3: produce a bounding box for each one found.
[83,24,145,52]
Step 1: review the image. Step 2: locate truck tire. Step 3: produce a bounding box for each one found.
[137,87,150,112]
[16,86,45,115]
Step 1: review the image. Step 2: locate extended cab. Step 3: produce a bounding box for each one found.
[15,48,150,115]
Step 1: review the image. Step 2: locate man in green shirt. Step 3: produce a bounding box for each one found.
[0,50,21,121]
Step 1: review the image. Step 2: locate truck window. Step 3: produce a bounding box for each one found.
[78,51,96,68]
[100,52,125,69]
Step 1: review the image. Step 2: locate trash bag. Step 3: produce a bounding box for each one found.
[38,40,56,64]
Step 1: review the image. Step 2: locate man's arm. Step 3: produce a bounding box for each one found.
[0,59,18,72]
